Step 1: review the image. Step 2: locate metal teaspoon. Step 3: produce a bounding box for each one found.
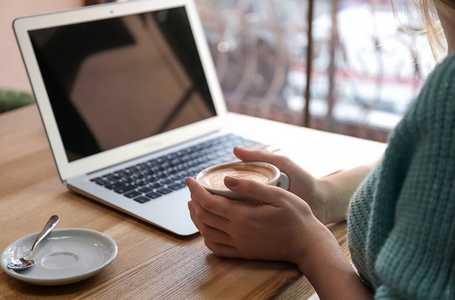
[7,215,60,271]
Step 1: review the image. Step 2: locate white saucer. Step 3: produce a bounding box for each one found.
[1,228,117,285]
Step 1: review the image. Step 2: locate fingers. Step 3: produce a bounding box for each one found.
[204,241,239,259]
[233,147,318,201]
[186,177,234,219]
[188,201,239,254]
[188,197,229,231]
[233,147,293,173]
[224,176,285,207]
[187,178,238,249]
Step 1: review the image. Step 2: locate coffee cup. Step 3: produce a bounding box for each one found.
[196,161,289,200]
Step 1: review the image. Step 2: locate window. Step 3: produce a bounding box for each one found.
[196,0,435,142]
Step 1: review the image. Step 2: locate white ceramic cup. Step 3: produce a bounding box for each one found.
[196,161,289,200]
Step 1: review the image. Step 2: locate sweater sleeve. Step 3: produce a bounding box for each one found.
[371,54,455,300]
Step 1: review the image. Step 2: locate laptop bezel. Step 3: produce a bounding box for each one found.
[13,0,228,182]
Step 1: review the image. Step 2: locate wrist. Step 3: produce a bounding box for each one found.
[314,178,342,224]
[295,220,338,271]
[289,213,336,269]
[296,226,372,299]
[316,164,376,225]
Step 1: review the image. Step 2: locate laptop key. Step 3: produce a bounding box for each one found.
[168,182,186,190]
[137,186,153,193]
[124,190,141,198]
[114,184,136,194]
[105,174,120,182]
[92,178,106,185]
[145,191,161,199]
[105,182,125,190]
[156,187,172,195]
[149,182,161,189]
[133,196,151,203]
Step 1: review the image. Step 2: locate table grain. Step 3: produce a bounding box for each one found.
[0,105,385,299]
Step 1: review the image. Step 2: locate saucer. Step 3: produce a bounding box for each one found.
[1,228,117,285]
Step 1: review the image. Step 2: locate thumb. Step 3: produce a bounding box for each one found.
[224,176,284,206]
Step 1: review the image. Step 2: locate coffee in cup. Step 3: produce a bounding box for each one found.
[196,162,289,200]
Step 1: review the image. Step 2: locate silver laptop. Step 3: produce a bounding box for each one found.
[14,0,266,236]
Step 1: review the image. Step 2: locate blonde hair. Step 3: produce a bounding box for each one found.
[392,0,451,61]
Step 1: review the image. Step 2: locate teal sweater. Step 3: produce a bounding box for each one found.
[347,52,455,299]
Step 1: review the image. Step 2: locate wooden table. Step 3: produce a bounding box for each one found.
[0,105,386,299]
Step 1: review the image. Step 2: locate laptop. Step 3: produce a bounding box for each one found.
[14,0,267,236]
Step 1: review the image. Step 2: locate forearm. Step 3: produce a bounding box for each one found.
[317,162,377,224]
[297,225,373,300]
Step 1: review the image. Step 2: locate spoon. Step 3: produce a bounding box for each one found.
[7,215,60,271]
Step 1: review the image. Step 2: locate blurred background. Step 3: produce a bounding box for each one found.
[0,0,436,142]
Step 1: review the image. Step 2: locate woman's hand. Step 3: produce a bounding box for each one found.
[233,147,377,224]
[186,176,331,263]
[186,175,374,299]
[233,147,329,223]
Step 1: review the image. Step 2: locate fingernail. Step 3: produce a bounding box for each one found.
[225,176,240,187]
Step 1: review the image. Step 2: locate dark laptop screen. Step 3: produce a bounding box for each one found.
[29,6,217,162]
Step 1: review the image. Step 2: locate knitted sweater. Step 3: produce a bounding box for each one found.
[347,52,455,299]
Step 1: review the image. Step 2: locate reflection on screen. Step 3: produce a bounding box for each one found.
[29,7,217,162]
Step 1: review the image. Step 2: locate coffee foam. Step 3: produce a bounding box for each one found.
[200,164,275,190]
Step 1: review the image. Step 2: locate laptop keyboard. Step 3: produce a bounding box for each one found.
[90,134,266,204]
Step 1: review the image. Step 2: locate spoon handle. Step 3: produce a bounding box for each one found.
[29,215,60,254]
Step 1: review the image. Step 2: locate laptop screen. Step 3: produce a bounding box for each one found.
[28,6,217,162]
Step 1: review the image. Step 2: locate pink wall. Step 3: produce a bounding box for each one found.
[0,0,83,91]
